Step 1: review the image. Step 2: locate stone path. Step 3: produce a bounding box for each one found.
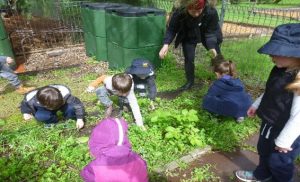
[167,133,300,182]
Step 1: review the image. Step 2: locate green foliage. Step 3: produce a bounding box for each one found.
[182,164,220,182]
[222,38,274,86]
[148,109,207,151]
[0,44,261,181]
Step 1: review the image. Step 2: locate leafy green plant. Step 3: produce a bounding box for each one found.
[182,164,220,182]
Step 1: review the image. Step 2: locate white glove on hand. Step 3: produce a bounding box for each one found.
[76,119,84,129]
[159,44,169,59]
[23,113,33,120]
[6,57,14,64]
[86,86,95,93]
[208,49,217,58]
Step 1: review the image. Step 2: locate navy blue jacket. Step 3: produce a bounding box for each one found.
[202,75,252,118]
[131,74,157,100]
[164,6,223,50]
[20,84,85,119]
[257,67,296,129]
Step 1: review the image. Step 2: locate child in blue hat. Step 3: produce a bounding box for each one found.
[235,23,300,182]
[125,58,157,101]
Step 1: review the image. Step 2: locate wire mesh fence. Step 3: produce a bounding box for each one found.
[1,0,299,85]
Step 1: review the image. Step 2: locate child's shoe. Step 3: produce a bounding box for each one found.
[235,170,272,182]
[236,117,245,123]
[16,85,35,94]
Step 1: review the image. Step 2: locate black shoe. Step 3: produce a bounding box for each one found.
[179,82,193,90]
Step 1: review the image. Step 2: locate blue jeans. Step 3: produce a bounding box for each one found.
[254,122,300,182]
[34,104,76,124]
[0,61,21,88]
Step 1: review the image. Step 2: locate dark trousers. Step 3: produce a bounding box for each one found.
[254,122,300,182]
[182,42,197,84]
[118,96,131,112]
[34,104,76,124]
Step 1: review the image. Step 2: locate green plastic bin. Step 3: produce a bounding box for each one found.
[81,3,127,37]
[106,7,166,48]
[0,17,7,40]
[94,36,107,61]
[83,31,96,57]
[107,42,161,69]
[81,3,129,61]
[83,32,108,61]
[0,37,14,58]
[80,3,94,33]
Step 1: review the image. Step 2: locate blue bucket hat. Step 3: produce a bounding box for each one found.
[258,23,300,58]
[126,58,154,75]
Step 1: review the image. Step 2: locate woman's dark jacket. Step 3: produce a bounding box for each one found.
[163,6,223,50]
[202,76,252,118]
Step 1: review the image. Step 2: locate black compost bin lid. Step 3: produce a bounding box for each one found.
[80,2,94,8]
[114,6,166,17]
[88,3,125,10]
[105,4,132,14]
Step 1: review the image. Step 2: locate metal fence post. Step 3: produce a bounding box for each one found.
[219,0,227,28]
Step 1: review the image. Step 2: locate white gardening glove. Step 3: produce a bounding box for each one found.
[23,113,33,120]
[208,49,217,58]
[76,119,84,129]
[6,57,14,65]
[159,44,169,59]
[86,86,95,93]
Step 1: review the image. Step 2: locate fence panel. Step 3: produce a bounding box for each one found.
[1,0,299,86]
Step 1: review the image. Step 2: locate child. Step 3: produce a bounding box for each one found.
[80,110,148,182]
[20,84,85,129]
[86,73,146,130]
[0,56,35,94]
[159,0,223,90]
[235,23,300,182]
[125,58,157,101]
[202,59,252,122]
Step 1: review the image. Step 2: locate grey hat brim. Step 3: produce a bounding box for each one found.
[258,40,300,58]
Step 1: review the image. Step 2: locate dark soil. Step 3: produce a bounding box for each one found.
[157,81,204,100]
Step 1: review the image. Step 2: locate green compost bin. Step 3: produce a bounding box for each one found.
[81,3,128,37]
[0,37,14,58]
[0,17,8,40]
[81,3,130,61]
[83,31,95,57]
[80,3,93,33]
[106,7,166,48]
[107,42,161,69]
[83,31,108,61]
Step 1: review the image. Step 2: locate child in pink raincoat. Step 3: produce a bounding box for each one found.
[80,113,148,182]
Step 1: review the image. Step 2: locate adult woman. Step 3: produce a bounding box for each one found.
[159,0,223,90]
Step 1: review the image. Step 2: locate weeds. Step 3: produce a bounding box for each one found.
[0,54,260,181]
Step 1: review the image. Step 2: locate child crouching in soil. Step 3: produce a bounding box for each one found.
[86,73,146,130]
[21,84,85,129]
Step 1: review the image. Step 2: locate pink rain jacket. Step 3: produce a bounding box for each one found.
[80,118,148,182]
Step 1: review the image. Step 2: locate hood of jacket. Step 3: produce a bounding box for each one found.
[88,118,132,158]
[214,77,244,92]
